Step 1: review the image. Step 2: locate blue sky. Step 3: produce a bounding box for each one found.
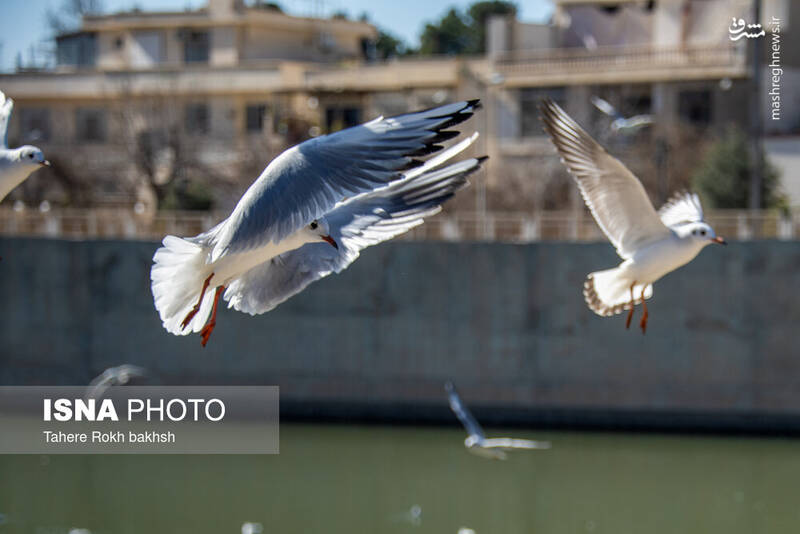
[0,0,553,71]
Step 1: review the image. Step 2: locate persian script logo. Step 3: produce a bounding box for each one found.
[729,18,766,40]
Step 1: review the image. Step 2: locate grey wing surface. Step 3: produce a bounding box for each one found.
[211,100,480,261]
[445,382,485,440]
[223,156,485,315]
[481,438,551,450]
[0,91,12,149]
[540,98,670,259]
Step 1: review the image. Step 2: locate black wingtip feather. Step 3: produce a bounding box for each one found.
[476,155,489,163]
[398,159,425,171]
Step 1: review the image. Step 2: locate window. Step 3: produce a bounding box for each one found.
[19,108,51,143]
[520,87,565,137]
[325,107,361,133]
[56,33,97,67]
[75,108,107,142]
[245,104,268,133]
[678,90,712,125]
[183,30,209,63]
[184,103,209,134]
[131,31,163,67]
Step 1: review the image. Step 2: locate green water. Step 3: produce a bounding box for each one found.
[0,423,798,534]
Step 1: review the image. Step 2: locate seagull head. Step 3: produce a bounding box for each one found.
[464,435,481,448]
[16,146,49,167]
[683,221,726,247]
[305,218,338,249]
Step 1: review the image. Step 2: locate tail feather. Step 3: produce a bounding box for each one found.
[151,235,215,335]
[583,267,652,316]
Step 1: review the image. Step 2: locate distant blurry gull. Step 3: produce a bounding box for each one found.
[241,522,263,534]
[152,100,483,346]
[540,99,725,333]
[591,96,653,136]
[445,382,550,460]
[85,364,147,400]
[0,90,49,201]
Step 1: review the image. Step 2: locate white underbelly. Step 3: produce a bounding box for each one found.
[209,234,305,285]
[625,237,702,285]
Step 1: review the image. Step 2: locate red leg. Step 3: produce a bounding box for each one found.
[200,285,226,347]
[639,286,649,334]
[181,273,214,330]
[625,282,636,329]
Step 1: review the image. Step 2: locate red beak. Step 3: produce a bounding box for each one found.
[321,235,338,249]
[711,236,727,245]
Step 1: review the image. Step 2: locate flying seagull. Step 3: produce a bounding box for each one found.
[0,90,49,202]
[152,100,483,346]
[445,381,550,460]
[540,98,725,333]
[591,96,653,136]
[85,364,147,400]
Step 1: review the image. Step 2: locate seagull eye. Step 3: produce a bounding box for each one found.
[28,154,34,159]
[310,221,318,230]
[700,230,706,236]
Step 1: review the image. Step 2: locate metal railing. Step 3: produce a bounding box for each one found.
[493,44,746,77]
[0,208,796,242]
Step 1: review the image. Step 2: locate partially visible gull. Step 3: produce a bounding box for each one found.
[445,381,551,460]
[85,364,147,400]
[152,100,483,346]
[0,90,49,202]
[540,98,725,333]
[591,96,653,136]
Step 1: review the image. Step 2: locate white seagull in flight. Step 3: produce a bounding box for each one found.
[0,90,49,202]
[85,364,147,400]
[152,100,483,346]
[540,99,726,333]
[591,96,653,136]
[445,382,551,460]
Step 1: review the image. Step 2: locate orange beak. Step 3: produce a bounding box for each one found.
[711,236,727,245]
[321,235,338,249]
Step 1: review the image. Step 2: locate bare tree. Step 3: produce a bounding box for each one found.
[47,0,104,34]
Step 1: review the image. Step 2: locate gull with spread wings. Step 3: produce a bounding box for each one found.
[0,90,49,202]
[540,99,725,333]
[591,96,653,136]
[152,100,483,346]
[445,382,550,460]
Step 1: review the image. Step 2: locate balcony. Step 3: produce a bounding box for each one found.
[492,44,748,87]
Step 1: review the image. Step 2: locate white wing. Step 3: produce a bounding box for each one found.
[658,191,705,229]
[540,98,670,259]
[85,365,147,399]
[223,154,484,315]
[210,100,480,262]
[481,438,551,450]
[590,96,620,119]
[445,382,485,440]
[0,91,13,149]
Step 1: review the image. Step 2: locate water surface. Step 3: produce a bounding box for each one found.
[0,423,797,533]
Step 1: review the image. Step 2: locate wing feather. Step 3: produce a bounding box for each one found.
[539,98,669,258]
[210,100,480,262]
[658,191,705,229]
[0,91,12,149]
[445,382,485,439]
[222,155,485,315]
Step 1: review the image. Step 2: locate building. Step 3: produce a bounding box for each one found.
[0,0,483,214]
[0,0,797,241]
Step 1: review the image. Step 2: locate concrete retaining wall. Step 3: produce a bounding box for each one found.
[1,237,798,431]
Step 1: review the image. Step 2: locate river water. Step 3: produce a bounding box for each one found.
[1,423,798,533]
